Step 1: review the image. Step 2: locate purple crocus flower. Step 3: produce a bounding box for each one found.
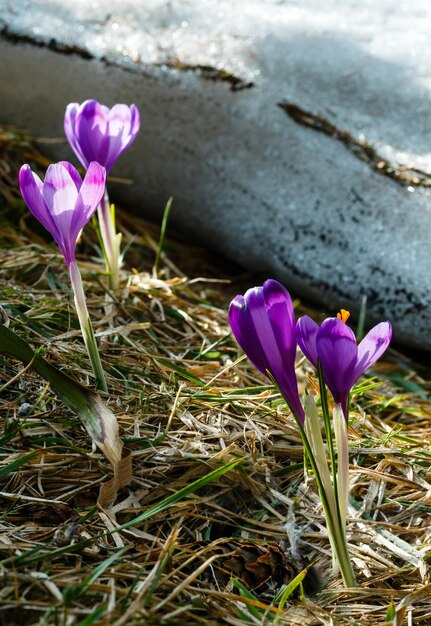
[19,160,108,391]
[19,161,106,266]
[228,279,305,423]
[64,100,140,173]
[296,313,392,417]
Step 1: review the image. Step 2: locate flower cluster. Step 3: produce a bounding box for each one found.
[16,94,395,591]
[229,279,391,422]
[229,279,392,587]
[19,100,140,390]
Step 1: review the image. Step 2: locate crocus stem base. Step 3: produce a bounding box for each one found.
[69,261,108,392]
[97,190,121,291]
[302,422,356,587]
[302,403,356,587]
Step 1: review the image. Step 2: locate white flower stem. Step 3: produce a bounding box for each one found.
[267,373,356,588]
[303,395,356,587]
[68,260,108,392]
[305,396,339,573]
[317,362,339,506]
[333,403,349,529]
[97,190,121,290]
[305,396,338,519]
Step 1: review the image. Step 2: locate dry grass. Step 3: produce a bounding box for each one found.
[1,126,431,626]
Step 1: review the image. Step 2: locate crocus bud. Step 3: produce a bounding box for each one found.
[64,100,140,173]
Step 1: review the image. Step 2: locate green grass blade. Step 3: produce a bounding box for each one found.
[385,601,396,622]
[155,356,205,386]
[230,578,268,621]
[0,535,99,569]
[0,451,37,479]
[153,196,173,275]
[230,578,274,623]
[76,605,107,626]
[0,324,123,467]
[356,295,367,341]
[275,568,308,612]
[1,459,244,569]
[115,456,244,531]
[66,546,128,601]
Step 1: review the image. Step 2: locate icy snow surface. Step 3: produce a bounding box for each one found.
[2,1,431,349]
[3,0,431,164]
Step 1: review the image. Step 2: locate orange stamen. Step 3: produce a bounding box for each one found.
[337,309,350,323]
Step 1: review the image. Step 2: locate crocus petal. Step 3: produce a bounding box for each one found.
[104,104,140,171]
[316,318,358,407]
[107,104,140,145]
[353,321,392,381]
[77,162,106,209]
[228,292,272,376]
[297,315,319,368]
[19,165,59,240]
[104,133,128,173]
[71,162,106,238]
[75,100,110,167]
[129,104,141,137]
[42,163,78,221]
[64,103,79,143]
[64,103,88,168]
[42,163,80,263]
[261,280,305,420]
[229,280,304,423]
[246,284,286,378]
[58,160,83,191]
[263,279,296,357]
[107,104,134,135]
